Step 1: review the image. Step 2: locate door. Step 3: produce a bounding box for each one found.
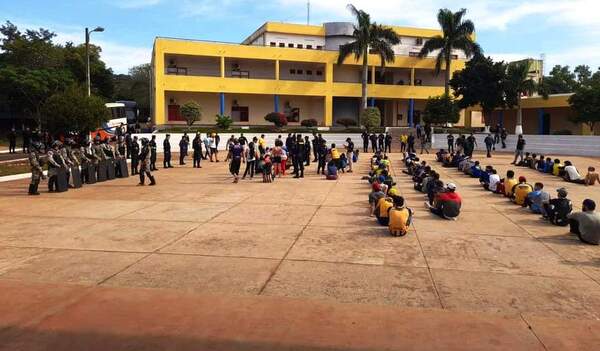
[543,113,551,135]
[168,104,182,121]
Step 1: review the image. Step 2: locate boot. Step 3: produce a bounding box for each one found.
[138,172,145,186]
[149,175,156,186]
[28,184,40,195]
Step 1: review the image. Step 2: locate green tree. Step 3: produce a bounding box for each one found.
[215,114,233,129]
[63,42,115,98]
[540,65,577,94]
[568,68,600,135]
[450,53,506,127]
[361,107,381,132]
[114,63,151,116]
[180,101,202,129]
[42,85,110,134]
[504,60,544,134]
[418,8,480,95]
[422,94,460,125]
[337,4,400,120]
[574,65,592,86]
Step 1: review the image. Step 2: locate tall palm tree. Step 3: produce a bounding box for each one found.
[418,8,480,95]
[337,4,400,121]
[504,60,538,135]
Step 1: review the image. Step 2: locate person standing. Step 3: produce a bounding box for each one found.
[316,139,327,175]
[192,133,202,168]
[447,133,455,153]
[361,131,369,153]
[500,128,508,149]
[138,138,156,186]
[419,134,430,154]
[345,137,355,173]
[369,133,377,153]
[243,137,258,180]
[484,133,494,158]
[209,133,218,162]
[163,134,173,168]
[22,127,31,154]
[238,133,247,147]
[466,133,477,157]
[46,142,63,192]
[415,123,422,140]
[407,133,416,153]
[377,133,385,152]
[27,142,45,195]
[400,133,408,153]
[304,135,311,167]
[512,134,526,165]
[493,124,501,150]
[130,136,140,175]
[229,139,244,183]
[8,128,17,153]
[311,133,319,162]
[125,131,132,159]
[179,134,189,165]
[384,132,392,153]
[149,135,158,171]
[202,134,210,160]
[293,134,306,178]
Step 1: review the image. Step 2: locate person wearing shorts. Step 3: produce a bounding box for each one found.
[229,139,244,183]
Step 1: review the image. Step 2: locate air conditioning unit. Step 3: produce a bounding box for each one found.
[169,98,176,104]
[232,99,238,106]
[169,59,176,66]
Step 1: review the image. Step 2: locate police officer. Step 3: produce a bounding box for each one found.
[293,134,305,178]
[59,141,74,187]
[138,138,156,186]
[384,132,392,153]
[149,135,158,171]
[113,136,125,177]
[46,141,64,192]
[28,141,46,195]
[163,134,172,168]
[8,128,17,153]
[125,132,132,159]
[179,133,189,165]
[192,132,202,168]
[117,135,126,157]
[131,136,140,175]
[81,140,97,184]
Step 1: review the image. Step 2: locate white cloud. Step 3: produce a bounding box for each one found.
[111,0,162,9]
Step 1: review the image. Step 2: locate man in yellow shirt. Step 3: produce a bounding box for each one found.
[512,176,533,206]
[374,196,394,226]
[502,170,518,197]
[400,134,408,152]
[258,134,267,155]
[388,195,413,236]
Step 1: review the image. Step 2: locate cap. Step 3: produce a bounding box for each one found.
[556,187,568,197]
[518,176,527,182]
[446,183,457,190]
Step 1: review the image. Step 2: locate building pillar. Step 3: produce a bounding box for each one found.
[410,68,415,86]
[275,59,280,80]
[220,56,225,78]
[324,95,333,127]
[219,93,225,115]
[274,95,279,113]
[538,108,545,135]
[408,99,414,127]
[370,65,375,84]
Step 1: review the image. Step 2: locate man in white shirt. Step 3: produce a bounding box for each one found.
[488,169,501,192]
[563,161,585,184]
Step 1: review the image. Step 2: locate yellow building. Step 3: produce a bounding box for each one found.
[152,21,468,127]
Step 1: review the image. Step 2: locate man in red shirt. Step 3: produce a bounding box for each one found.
[426,183,462,220]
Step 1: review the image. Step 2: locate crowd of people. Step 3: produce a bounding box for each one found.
[434,147,600,245]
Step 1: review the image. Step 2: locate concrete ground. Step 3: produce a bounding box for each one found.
[1,151,600,350]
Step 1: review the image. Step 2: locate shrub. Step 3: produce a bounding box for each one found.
[361,107,381,132]
[423,94,460,125]
[336,118,358,128]
[264,112,288,128]
[215,114,233,129]
[300,118,318,127]
[180,101,202,129]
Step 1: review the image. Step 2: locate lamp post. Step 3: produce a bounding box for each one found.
[85,26,104,96]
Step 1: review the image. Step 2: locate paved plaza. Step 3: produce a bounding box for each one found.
[1,151,600,350]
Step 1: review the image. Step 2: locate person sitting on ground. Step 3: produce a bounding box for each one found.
[543,188,572,226]
[585,167,600,186]
[517,152,531,167]
[436,149,448,162]
[512,176,533,206]
[479,165,493,188]
[380,155,391,169]
[381,169,395,189]
[487,169,501,193]
[339,153,348,173]
[553,159,564,176]
[421,171,438,194]
[528,153,538,169]
[543,157,554,173]
[426,183,462,220]
[330,143,341,169]
[413,165,431,185]
[563,161,585,184]
[388,195,414,237]
[369,182,386,216]
[374,196,394,226]
[568,199,600,245]
[458,155,471,172]
[525,182,550,214]
[468,161,482,178]
[428,179,445,206]
[500,170,518,197]
[536,155,546,172]
[326,160,338,180]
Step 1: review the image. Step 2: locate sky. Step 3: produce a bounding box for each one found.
[2,0,600,74]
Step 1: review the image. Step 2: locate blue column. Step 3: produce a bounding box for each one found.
[219,93,225,115]
[369,98,375,107]
[274,95,280,112]
[538,108,545,135]
[408,99,414,127]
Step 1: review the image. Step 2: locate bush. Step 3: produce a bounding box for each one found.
[552,129,573,135]
[300,118,318,127]
[423,94,460,125]
[215,114,233,129]
[264,112,288,128]
[361,107,381,131]
[336,118,357,128]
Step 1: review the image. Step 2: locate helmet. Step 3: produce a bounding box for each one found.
[31,141,43,151]
[52,141,62,148]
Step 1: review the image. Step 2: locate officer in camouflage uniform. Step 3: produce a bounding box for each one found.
[131,136,140,175]
[102,137,115,160]
[92,137,105,161]
[59,141,74,187]
[81,140,96,183]
[28,141,46,195]
[46,141,64,192]
[137,137,155,186]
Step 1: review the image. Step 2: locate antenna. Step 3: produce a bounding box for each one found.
[307,0,310,25]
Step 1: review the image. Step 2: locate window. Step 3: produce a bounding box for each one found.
[290,69,296,74]
[288,43,294,48]
[279,43,285,47]
[231,106,249,122]
[306,70,312,75]
[316,45,323,50]
[306,45,312,49]
[316,70,323,76]
[416,38,423,45]
[270,42,276,47]
[297,69,303,74]
[297,44,303,49]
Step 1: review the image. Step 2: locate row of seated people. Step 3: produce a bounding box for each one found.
[402,152,462,221]
[515,152,599,186]
[436,149,600,245]
[365,152,413,236]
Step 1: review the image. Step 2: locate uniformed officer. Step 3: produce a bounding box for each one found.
[138,137,156,186]
[46,141,64,192]
[131,136,140,175]
[163,134,172,168]
[149,135,158,171]
[28,141,46,195]
[81,140,97,183]
[293,134,305,178]
[192,132,202,168]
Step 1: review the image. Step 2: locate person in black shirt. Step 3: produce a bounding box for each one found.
[311,133,319,162]
[447,133,454,153]
[293,134,305,178]
[131,136,140,175]
[543,188,572,226]
[125,132,132,159]
[361,131,369,153]
[407,133,416,153]
[22,127,31,154]
[238,133,247,146]
[138,138,156,186]
[465,133,477,157]
[243,138,258,179]
[484,133,494,158]
[512,134,526,165]
[8,128,17,153]
[149,135,158,171]
[377,133,385,152]
[163,134,173,168]
[369,133,377,153]
[500,128,508,149]
[229,139,244,183]
[345,137,355,173]
[179,134,189,165]
[192,133,202,168]
[493,124,501,150]
[317,139,327,175]
[384,132,392,153]
[304,136,311,166]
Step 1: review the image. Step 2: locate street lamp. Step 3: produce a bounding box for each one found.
[85,26,104,97]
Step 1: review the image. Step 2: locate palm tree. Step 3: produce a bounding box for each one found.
[418,8,480,95]
[504,61,538,135]
[337,4,400,122]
